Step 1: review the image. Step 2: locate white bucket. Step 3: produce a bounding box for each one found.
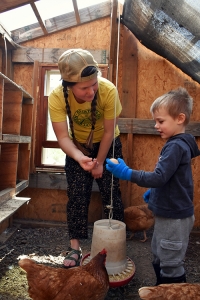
[90,219,127,275]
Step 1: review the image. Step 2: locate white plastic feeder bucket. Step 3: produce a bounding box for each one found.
[90,219,127,275]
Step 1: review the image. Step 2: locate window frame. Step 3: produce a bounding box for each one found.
[35,64,63,170]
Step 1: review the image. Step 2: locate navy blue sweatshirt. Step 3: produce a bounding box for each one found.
[130,133,200,218]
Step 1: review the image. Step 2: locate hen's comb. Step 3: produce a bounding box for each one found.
[100,248,107,255]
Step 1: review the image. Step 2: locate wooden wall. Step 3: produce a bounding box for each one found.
[13,20,200,227]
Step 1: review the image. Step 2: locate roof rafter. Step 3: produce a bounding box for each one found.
[0,0,39,13]
[72,0,81,24]
[30,2,48,35]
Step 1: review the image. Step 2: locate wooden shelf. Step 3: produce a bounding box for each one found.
[0,196,30,224]
[0,72,33,225]
[1,134,31,143]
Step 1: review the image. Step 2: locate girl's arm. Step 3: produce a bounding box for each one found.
[91,117,119,179]
[52,121,96,171]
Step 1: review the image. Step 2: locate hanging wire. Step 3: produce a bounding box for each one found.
[107,1,121,227]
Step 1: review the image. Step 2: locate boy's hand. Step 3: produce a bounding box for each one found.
[106,158,132,180]
[143,189,151,203]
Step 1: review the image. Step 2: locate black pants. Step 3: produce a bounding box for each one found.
[65,136,124,240]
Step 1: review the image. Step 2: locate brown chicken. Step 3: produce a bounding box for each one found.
[19,249,109,300]
[124,204,155,242]
[138,283,200,299]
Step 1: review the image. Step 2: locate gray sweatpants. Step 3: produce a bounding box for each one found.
[151,215,195,278]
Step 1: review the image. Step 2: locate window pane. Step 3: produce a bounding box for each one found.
[45,70,60,141]
[45,70,60,96]
[42,148,65,165]
[47,112,57,141]
[42,69,65,166]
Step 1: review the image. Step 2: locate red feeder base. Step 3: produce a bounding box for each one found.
[81,253,136,288]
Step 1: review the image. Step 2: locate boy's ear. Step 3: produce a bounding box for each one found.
[178,113,186,124]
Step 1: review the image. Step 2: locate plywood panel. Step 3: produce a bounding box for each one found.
[20,102,33,136]
[20,18,110,50]
[17,144,31,180]
[14,188,103,223]
[136,34,200,121]
[3,90,22,135]
[0,144,18,190]
[120,27,137,118]
[13,64,34,95]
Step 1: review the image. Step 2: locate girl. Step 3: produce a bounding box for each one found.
[48,49,124,267]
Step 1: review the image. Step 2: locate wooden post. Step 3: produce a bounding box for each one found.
[108,0,119,84]
[120,26,138,207]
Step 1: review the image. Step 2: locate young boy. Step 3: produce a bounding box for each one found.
[106,87,200,284]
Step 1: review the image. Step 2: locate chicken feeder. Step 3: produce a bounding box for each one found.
[91,219,127,274]
[81,219,135,287]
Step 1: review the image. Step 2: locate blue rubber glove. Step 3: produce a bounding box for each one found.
[143,189,151,203]
[106,158,132,180]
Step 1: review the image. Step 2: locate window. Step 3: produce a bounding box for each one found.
[35,64,108,170]
[35,65,66,169]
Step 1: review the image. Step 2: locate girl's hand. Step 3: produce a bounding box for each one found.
[79,157,97,171]
[91,163,103,179]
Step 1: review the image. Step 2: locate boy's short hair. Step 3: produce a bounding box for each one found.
[150,87,193,125]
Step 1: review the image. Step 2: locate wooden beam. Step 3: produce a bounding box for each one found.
[29,173,99,191]
[108,0,119,83]
[1,134,31,143]
[30,2,48,35]
[118,118,200,136]
[120,27,137,118]
[0,0,39,13]
[30,60,39,173]
[0,25,17,50]
[12,48,109,64]
[120,24,138,207]
[15,180,29,194]
[0,188,15,203]
[72,0,81,24]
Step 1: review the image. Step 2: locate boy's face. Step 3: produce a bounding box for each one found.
[153,107,185,139]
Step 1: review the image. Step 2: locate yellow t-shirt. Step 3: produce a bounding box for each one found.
[48,77,122,143]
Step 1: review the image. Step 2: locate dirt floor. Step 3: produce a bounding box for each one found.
[0,220,200,300]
